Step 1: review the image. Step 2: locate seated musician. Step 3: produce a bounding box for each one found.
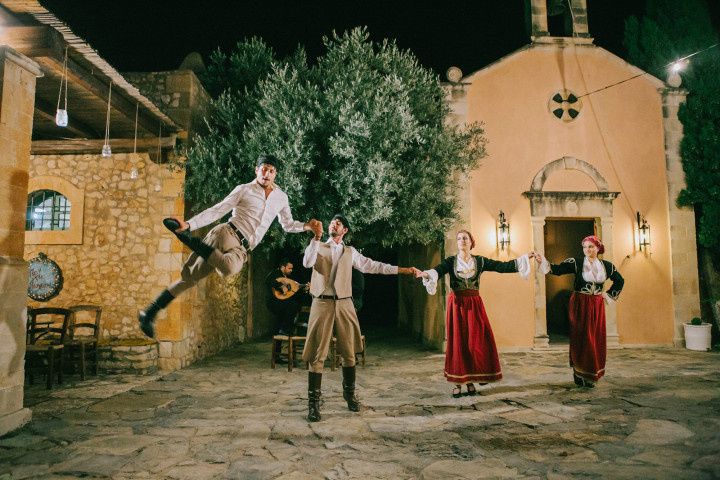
[266,258,306,336]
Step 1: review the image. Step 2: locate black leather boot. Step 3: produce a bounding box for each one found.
[163,218,214,260]
[342,366,360,412]
[138,289,174,338]
[308,372,322,422]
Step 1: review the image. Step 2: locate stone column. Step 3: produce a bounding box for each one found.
[661,88,701,347]
[526,0,549,39]
[569,0,590,37]
[530,216,549,349]
[599,216,619,348]
[0,46,42,435]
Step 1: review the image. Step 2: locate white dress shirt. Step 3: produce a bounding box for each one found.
[303,239,398,296]
[186,181,305,250]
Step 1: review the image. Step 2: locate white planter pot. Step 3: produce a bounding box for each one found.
[683,323,712,351]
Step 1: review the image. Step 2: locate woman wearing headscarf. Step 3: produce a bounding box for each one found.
[417,230,533,398]
[535,235,624,387]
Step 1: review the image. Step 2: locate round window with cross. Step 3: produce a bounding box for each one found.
[548,89,582,122]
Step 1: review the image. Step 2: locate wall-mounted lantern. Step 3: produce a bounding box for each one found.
[497,210,510,251]
[637,211,650,252]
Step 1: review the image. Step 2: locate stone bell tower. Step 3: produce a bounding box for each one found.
[525,0,591,40]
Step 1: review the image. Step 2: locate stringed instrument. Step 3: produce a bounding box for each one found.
[272,277,309,300]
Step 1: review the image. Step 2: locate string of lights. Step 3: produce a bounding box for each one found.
[578,42,719,98]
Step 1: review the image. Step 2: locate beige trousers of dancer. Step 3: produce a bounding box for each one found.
[168,223,247,297]
[302,297,363,373]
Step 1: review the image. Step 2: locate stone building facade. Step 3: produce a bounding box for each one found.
[400,0,701,351]
[23,65,255,371]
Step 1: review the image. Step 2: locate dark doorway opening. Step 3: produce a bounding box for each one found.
[547,2,573,37]
[544,218,595,344]
[356,248,399,330]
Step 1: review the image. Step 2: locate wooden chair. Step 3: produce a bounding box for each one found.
[65,305,102,380]
[26,307,71,389]
[270,334,306,372]
[329,334,366,370]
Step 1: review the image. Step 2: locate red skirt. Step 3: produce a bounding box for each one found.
[569,292,606,381]
[444,290,502,383]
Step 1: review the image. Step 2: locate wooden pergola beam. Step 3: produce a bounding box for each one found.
[33,97,100,139]
[31,136,177,155]
[0,26,55,57]
[3,25,174,136]
[37,56,161,136]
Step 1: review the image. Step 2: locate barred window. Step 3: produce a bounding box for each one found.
[26,190,71,231]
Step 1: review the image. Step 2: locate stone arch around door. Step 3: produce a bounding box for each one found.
[523,156,621,349]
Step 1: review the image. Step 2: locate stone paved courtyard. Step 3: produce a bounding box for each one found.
[1,329,719,479]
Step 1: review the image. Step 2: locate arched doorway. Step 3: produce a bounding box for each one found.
[524,156,620,349]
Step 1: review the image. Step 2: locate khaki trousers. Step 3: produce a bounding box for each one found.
[168,223,247,297]
[302,297,363,373]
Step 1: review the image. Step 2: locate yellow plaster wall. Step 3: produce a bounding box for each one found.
[463,44,674,347]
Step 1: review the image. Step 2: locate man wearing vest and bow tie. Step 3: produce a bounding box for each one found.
[302,214,419,422]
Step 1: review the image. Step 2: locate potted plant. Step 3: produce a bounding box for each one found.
[683,317,712,351]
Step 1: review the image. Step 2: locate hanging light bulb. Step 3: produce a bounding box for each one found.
[55,47,69,127]
[670,59,688,73]
[102,81,113,157]
[130,167,139,179]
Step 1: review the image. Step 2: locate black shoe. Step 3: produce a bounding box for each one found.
[138,289,174,339]
[163,217,182,233]
[466,383,477,396]
[138,311,155,338]
[573,373,595,388]
[451,386,462,398]
[163,218,214,260]
[343,390,360,412]
[308,372,322,422]
[342,366,360,412]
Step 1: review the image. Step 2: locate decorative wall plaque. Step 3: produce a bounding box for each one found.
[27,252,63,301]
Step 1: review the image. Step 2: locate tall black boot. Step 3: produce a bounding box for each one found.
[342,366,360,412]
[163,218,214,260]
[138,289,174,338]
[308,372,322,422]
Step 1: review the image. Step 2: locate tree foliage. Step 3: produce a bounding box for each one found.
[186,28,486,251]
[624,0,720,248]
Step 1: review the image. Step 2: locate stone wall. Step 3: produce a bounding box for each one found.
[98,340,158,375]
[25,152,182,338]
[23,152,251,371]
[156,261,250,371]
[124,70,210,141]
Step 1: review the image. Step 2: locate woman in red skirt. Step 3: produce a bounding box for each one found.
[536,236,624,388]
[418,230,532,398]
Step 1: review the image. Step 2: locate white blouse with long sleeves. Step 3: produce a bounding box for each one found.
[538,255,614,303]
[422,254,530,296]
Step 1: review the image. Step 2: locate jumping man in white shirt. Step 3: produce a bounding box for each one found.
[301,214,420,422]
[138,154,318,338]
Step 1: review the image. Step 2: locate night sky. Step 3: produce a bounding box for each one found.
[36,0,683,78]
